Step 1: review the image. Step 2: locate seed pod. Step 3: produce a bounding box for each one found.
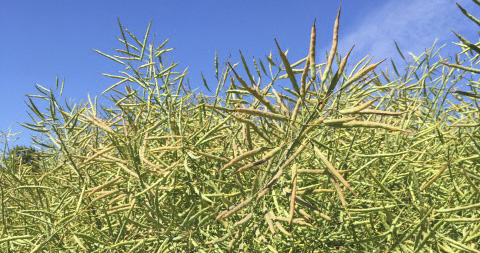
[187,147,229,163]
[314,146,356,195]
[298,209,313,220]
[331,177,351,218]
[275,221,292,236]
[296,189,336,195]
[420,162,449,191]
[324,117,356,125]
[218,146,269,172]
[86,177,122,196]
[289,164,298,226]
[272,216,313,227]
[322,5,341,83]
[234,146,282,174]
[228,62,280,114]
[300,58,310,97]
[205,232,232,245]
[357,109,405,116]
[265,210,275,235]
[272,88,290,116]
[308,19,317,82]
[233,213,253,227]
[342,60,385,90]
[217,196,253,220]
[234,108,289,121]
[341,120,408,132]
[339,99,377,114]
[275,39,301,95]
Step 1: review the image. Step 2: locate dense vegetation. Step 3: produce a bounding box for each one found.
[1,2,479,252]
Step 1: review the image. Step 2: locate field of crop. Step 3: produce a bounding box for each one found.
[1,1,479,252]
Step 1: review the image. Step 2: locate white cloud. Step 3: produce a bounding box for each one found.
[339,0,477,62]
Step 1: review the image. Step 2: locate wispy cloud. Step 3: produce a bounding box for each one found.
[339,0,476,62]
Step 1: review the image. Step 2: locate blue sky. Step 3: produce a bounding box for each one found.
[0,0,477,146]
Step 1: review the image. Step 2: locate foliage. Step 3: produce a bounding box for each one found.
[1,2,479,252]
[6,145,39,165]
